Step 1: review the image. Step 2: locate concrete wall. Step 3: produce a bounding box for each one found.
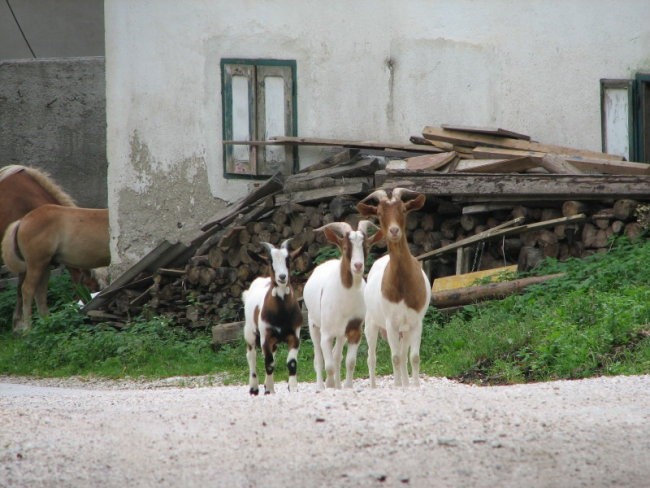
[0,57,107,208]
[0,0,104,60]
[105,0,650,273]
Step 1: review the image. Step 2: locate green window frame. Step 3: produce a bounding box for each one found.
[221,59,297,178]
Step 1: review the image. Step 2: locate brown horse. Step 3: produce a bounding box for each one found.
[0,165,76,239]
[0,165,81,327]
[2,205,110,332]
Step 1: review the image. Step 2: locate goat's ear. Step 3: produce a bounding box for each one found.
[247,249,269,264]
[367,228,385,247]
[405,194,426,213]
[356,201,378,216]
[322,227,344,247]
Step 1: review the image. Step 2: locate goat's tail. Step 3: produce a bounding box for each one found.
[1,220,26,274]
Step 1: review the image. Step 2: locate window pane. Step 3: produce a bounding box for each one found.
[232,75,251,165]
[603,87,630,159]
[264,76,286,164]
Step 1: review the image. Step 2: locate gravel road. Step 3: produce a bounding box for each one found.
[1,374,649,488]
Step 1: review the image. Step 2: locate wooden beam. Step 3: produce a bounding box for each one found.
[226,136,444,154]
[432,265,519,292]
[275,180,370,205]
[566,157,650,175]
[472,146,547,160]
[380,173,650,201]
[441,124,531,141]
[454,157,538,173]
[430,273,565,308]
[404,151,457,171]
[473,146,650,175]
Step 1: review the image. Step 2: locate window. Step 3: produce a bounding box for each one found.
[600,73,650,163]
[221,59,297,178]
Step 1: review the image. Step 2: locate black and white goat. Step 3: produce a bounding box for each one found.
[243,239,303,395]
[303,220,383,389]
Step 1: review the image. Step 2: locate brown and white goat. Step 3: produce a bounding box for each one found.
[302,220,383,389]
[242,239,303,395]
[357,188,432,387]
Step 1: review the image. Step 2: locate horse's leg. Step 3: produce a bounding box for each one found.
[12,273,25,331]
[18,269,40,333]
[34,267,51,317]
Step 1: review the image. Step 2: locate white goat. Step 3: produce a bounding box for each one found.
[303,220,383,389]
[357,188,432,387]
[243,239,303,395]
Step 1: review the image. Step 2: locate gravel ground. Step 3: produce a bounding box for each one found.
[1,374,649,488]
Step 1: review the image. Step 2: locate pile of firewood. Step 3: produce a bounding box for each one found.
[82,125,650,330]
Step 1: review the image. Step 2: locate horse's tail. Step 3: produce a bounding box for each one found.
[1,220,26,274]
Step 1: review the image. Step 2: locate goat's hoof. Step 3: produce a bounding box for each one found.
[264,390,272,395]
[249,387,259,396]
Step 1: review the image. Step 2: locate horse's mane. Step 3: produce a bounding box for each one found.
[1,165,76,206]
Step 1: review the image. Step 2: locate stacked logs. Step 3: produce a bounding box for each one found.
[112,196,645,329]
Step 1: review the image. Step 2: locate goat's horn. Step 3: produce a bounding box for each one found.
[391,187,419,201]
[280,238,292,251]
[260,241,275,254]
[356,220,378,236]
[360,189,388,204]
[315,222,353,236]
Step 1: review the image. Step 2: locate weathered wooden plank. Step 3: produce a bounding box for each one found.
[298,149,362,173]
[472,146,547,160]
[403,151,457,171]
[539,153,581,174]
[267,136,445,153]
[409,135,454,151]
[85,240,189,311]
[381,174,650,201]
[285,176,372,193]
[286,157,379,184]
[441,124,531,141]
[431,273,565,308]
[473,146,649,175]
[566,157,650,175]
[422,126,624,161]
[276,181,370,205]
[432,265,519,292]
[462,203,515,215]
[454,157,538,173]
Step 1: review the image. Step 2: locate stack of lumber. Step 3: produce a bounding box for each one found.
[409,124,645,175]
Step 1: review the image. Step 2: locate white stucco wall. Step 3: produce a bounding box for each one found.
[105,0,650,272]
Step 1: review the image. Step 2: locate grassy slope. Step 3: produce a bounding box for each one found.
[1,237,649,384]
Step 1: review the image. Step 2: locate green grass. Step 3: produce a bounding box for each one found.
[1,236,650,384]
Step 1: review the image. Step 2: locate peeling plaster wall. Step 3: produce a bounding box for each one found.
[105,0,650,273]
[113,132,215,269]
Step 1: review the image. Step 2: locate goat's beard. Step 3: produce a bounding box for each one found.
[272,283,291,299]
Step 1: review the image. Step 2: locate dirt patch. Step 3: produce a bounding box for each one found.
[1,374,649,487]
